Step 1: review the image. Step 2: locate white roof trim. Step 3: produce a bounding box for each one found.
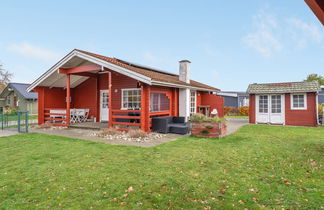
[151,80,219,92]
[27,50,152,92]
[217,92,238,97]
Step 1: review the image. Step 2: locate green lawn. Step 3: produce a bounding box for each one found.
[2,114,38,122]
[0,125,323,209]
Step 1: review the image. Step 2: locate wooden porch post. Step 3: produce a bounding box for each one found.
[66,74,71,126]
[108,71,113,128]
[35,87,45,125]
[141,84,150,132]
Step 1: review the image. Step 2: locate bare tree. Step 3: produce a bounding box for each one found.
[0,63,13,91]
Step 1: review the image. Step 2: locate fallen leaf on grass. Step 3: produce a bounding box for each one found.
[238,200,245,205]
[126,186,134,192]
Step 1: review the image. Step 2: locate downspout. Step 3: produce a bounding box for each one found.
[316,91,319,125]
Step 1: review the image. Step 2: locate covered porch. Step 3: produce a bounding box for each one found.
[34,56,178,132]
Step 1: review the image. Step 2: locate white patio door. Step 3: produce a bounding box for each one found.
[256,95,269,123]
[100,90,109,122]
[269,95,284,124]
[256,94,284,124]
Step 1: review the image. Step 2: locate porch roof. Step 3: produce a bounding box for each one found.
[27,49,220,92]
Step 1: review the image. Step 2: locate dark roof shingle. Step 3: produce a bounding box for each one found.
[10,83,38,99]
[76,49,220,92]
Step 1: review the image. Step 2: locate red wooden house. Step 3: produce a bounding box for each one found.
[247,81,320,127]
[27,49,224,132]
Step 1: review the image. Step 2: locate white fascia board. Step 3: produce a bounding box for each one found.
[217,92,238,97]
[151,80,219,92]
[27,50,152,92]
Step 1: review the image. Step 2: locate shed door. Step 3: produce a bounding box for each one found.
[269,95,284,124]
[256,95,269,123]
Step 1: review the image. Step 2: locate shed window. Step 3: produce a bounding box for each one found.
[259,95,268,113]
[122,89,141,109]
[150,92,170,112]
[291,94,307,110]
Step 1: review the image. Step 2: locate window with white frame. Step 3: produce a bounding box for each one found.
[291,94,307,109]
[150,92,170,112]
[190,91,196,115]
[271,95,281,113]
[122,89,141,109]
[258,95,268,113]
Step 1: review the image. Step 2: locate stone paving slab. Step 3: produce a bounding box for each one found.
[0,130,19,137]
[226,118,249,135]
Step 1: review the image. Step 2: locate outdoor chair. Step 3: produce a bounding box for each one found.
[151,116,190,135]
[74,109,89,123]
[70,109,77,123]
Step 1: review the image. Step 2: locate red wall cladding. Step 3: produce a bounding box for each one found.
[44,87,66,108]
[200,93,224,117]
[72,77,97,118]
[249,94,256,124]
[98,72,138,110]
[285,92,317,127]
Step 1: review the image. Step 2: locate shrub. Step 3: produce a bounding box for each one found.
[4,107,18,115]
[224,107,238,116]
[128,129,148,138]
[100,128,121,136]
[189,113,226,123]
[319,104,323,116]
[238,106,249,116]
[200,130,209,135]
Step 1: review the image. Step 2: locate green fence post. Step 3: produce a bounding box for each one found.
[1,112,3,130]
[18,112,21,133]
[25,111,29,133]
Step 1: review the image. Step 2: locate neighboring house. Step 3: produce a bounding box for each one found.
[318,85,324,104]
[0,83,38,114]
[217,91,249,108]
[247,81,320,127]
[27,49,224,132]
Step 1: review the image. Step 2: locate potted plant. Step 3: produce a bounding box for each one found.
[190,113,227,138]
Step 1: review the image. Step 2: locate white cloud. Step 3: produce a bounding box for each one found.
[242,8,324,56]
[242,10,282,57]
[286,17,324,49]
[7,42,61,61]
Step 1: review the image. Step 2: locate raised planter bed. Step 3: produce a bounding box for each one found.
[191,121,227,138]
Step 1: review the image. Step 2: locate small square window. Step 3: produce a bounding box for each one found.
[291,94,306,110]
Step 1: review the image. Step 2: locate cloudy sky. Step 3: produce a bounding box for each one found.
[0,0,323,91]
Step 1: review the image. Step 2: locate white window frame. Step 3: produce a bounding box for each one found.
[290,93,307,110]
[121,88,141,110]
[258,95,269,113]
[190,90,196,115]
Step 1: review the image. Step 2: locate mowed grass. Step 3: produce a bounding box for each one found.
[0,125,323,209]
